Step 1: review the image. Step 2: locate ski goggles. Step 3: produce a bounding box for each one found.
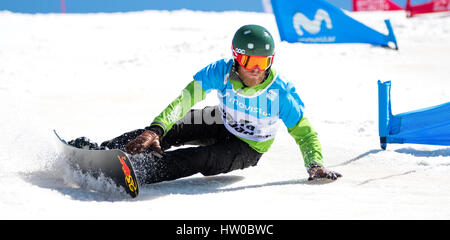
[232,48,274,72]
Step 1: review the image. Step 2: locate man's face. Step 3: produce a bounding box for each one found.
[237,65,266,87]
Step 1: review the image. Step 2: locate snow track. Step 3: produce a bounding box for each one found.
[0,10,449,219]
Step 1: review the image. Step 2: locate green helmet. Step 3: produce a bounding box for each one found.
[232,25,275,57]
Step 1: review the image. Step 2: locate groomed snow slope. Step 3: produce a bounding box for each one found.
[0,10,449,219]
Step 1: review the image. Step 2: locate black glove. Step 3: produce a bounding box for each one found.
[307,164,342,181]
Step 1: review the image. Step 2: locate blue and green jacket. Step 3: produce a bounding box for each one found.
[150,58,323,169]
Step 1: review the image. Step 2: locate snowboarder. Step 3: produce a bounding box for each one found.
[71,24,342,184]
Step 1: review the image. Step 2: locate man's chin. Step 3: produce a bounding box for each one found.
[243,79,260,87]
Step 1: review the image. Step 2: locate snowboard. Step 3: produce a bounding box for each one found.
[54,130,139,198]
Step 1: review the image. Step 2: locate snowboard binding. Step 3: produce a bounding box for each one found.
[68,137,101,150]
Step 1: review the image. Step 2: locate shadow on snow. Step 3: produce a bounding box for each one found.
[21,147,449,201]
[20,170,332,202]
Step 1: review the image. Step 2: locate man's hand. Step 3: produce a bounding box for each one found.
[125,130,163,155]
[308,166,342,181]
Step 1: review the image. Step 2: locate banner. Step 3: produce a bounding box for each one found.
[406,0,450,17]
[378,80,450,149]
[271,0,398,49]
[353,0,403,11]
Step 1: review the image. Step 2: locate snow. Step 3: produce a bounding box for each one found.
[0,10,449,220]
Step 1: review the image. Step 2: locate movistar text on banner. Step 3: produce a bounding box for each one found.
[271,0,398,49]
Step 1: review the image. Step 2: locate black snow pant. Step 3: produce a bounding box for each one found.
[100,106,263,184]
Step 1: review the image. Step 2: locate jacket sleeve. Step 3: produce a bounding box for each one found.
[148,80,206,136]
[287,116,324,169]
[148,59,230,136]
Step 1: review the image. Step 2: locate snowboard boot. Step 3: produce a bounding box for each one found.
[68,137,100,150]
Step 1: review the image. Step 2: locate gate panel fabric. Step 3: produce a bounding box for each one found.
[378,80,450,149]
